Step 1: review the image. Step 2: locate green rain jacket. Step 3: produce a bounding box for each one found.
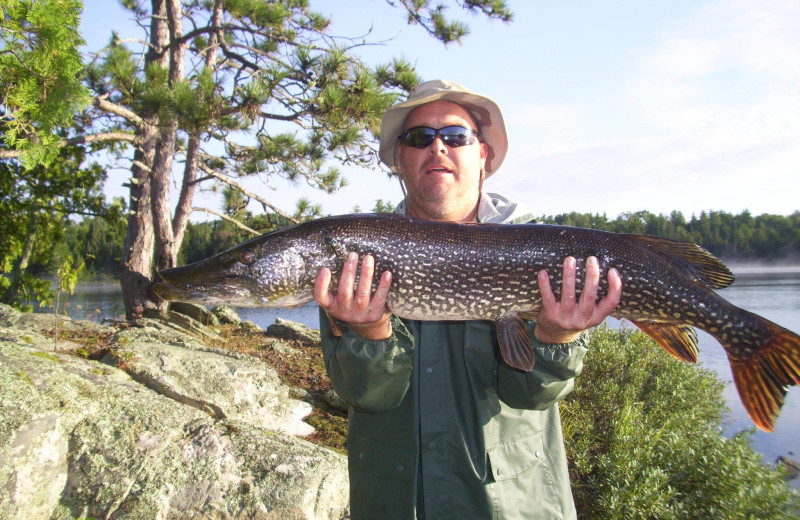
[321,193,587,520]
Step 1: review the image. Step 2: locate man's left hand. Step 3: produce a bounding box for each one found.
[534,256,622,344]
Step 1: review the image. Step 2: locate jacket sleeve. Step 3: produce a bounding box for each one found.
[496,322,589,410]
[320,309,415,413]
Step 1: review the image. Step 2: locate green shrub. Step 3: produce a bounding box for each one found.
[563,326,800,519]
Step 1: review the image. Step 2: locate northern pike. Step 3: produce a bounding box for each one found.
[153,213,800,432]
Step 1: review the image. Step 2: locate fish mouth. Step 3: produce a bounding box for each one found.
[152,271,250,306]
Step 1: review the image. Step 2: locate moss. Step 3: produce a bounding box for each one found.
[15,371,35,386]
[30,351,62,363]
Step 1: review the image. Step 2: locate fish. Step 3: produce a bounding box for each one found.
[152,213,800,432]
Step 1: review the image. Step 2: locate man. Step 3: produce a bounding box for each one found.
[314,80,622,519]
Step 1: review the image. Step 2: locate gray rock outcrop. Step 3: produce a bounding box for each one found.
[0,304,348,519]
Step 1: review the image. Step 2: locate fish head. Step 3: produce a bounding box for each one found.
[153,230,323,308]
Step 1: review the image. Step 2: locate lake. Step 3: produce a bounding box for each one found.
[43,268,800,481]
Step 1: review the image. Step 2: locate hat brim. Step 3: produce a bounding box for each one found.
[378,85,507,177]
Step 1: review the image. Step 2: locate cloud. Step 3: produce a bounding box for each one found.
[492,0,800,218]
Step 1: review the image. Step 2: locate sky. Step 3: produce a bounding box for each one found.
[79,0,800,220]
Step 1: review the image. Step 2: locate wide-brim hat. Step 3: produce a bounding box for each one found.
[378,79,508,177]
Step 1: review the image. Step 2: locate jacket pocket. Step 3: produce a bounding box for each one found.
[350,434,416,482]
[486,432,545,482]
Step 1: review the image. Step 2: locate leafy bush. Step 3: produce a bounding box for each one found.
[563,326,800,519]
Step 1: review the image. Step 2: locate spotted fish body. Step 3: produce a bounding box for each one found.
[153,213,800,432]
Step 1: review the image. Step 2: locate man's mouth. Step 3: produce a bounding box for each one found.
[425,165,453,174]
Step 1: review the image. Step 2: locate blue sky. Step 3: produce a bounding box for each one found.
[80,0,800,219]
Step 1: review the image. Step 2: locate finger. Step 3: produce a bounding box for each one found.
[314,267,334,309]
[538,269,558,312]
[337,251,359,309]
[372,270,392,304]
[560,257,577,307]
[594,267,622,320]
[578,256,600,319]
[354,254,375,309]
[368,270,393,318]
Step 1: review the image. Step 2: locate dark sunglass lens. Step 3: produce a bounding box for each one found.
[439,126,472,147]
[400,126,478,148]
[402,127,436,148]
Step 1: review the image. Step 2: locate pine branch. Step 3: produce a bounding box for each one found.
[0,132,137,159]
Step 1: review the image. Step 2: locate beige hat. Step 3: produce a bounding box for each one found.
[378,79,508,177]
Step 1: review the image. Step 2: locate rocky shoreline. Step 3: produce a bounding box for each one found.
[0,303,349,519]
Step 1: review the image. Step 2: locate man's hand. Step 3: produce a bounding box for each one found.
[534,256,622,344]
[314,252,393,340]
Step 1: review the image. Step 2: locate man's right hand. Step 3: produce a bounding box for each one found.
[314,251,393,340]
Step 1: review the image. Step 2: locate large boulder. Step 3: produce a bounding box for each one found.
[267,318,321,345]
[0,304,348,519]
[100,318,314,437]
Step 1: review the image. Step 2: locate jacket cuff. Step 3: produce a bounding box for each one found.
[530,327,589,352]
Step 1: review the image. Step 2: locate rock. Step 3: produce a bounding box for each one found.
[212,305,243,325]
[262,337,302,357]
[169,301,220,326]
[142,308,224,342]
[324,390,349,413]
[100,324,314,436]
[776,456,800,481]
[0,304,348,519]
[267,318,320,345]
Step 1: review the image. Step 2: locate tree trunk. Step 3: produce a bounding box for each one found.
[2,209,38,305]
[171,0,221,260]
[150,0,186,274]
[172,135,200,257]
[120,125,158,319]
[119,0,169,320]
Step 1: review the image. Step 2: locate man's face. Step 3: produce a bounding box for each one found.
[397,100,487,222]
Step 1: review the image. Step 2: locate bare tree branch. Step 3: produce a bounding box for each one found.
[94,94,145,127]
[198,162,299,224]
[190,207,261,236]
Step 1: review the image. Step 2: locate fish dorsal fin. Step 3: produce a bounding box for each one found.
[496,311,535,371]
[630,319,699,363]
[632,235,735,289]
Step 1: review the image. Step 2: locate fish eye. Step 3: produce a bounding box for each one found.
[237,248,256,265]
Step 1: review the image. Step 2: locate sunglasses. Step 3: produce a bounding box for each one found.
[398,125,482,149]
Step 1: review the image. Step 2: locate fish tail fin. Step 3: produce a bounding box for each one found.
[728,319,800,433]
[631,320,699,363]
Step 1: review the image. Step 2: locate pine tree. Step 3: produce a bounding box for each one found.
[2,0,512,319]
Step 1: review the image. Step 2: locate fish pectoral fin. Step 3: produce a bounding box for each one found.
[325,310,343,337]
[496,312,535,371]
[630,320,699,363]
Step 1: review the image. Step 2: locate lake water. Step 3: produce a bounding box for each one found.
[45,268,800,479]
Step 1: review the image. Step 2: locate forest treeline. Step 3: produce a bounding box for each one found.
[41,208,800,281]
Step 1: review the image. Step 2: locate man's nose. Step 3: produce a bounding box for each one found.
[429,136,448,154]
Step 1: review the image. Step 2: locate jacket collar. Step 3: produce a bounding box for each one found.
[395,192,535,225]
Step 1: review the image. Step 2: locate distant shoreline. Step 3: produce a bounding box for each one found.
[58,263,800,291]
[728,265,800,274]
